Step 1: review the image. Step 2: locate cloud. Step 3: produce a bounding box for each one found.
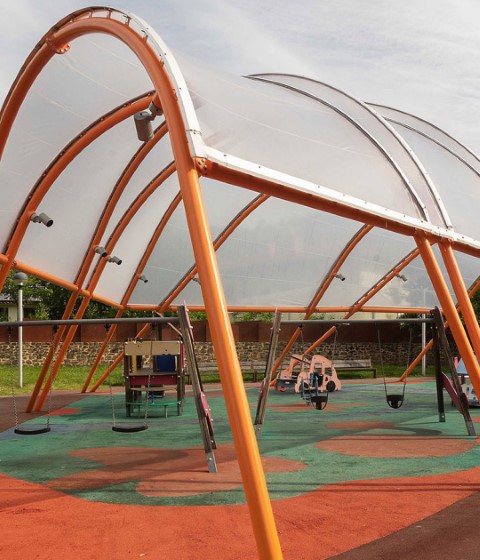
[1,0,480,152]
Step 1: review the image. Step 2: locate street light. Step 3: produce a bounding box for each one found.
[13,272,28,388]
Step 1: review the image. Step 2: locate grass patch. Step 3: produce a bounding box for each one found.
[0,363,437,397]
[0,364,123,397]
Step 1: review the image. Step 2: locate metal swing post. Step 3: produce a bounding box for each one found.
[177,305,217,473]
[254,310,282,438]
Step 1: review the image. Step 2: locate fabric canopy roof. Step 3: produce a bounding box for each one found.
[0,6,478,315]
[2,9,479,557]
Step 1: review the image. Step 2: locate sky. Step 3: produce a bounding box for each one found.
[1,0,480,153]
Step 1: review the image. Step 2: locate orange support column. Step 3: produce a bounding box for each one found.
[439,242,480,358]
[175,162,283,558]
[416,235,480,398]
[32,15,283,557]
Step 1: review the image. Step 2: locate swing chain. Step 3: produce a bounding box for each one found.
[8,327,20,429]
[44,324,59,429]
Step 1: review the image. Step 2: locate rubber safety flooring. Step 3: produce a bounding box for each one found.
[0,379,479,559]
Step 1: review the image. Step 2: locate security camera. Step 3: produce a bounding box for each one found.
[94,246,108,258]
[31,212,53,227]
[134,111,154,142]
[133,101,163,142]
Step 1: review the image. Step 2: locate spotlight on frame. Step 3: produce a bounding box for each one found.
[30,212,53,227]
[107,256,122,265]
[334,273,345,281]
[94,246,108,257]
[138,275,148,283]
[396,274,408,282]
[133,101,163,142]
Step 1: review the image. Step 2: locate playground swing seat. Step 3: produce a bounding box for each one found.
[377,324,410,409]
[106,326,152,433]
[108,369,150,433]
[8,326,55,435]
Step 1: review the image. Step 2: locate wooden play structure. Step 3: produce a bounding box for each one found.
[123,339,185,418]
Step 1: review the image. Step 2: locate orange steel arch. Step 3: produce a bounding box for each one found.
[399,276,480,382]
[24,109,167,412]
[86,193,270,391]
[159,193,270,311]
[87,193,270,390]
[440,242,480,356]
[23,102,164,410]
[17,13,282,558]
[269,247,423,387]
[33,162,177,410]
[0,96,151,291]
[85,193,183,393]
[272,224,374,373]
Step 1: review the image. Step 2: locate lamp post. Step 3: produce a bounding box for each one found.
[13,272,28,388]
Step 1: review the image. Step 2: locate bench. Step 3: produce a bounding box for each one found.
[185,361,266,383]
[333,359,377,378]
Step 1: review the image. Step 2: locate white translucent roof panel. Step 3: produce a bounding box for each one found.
[0,32,153,253]
[186,199,361,308]
[368,247,479,310]
[382,124,480,243]
[321,229,417,308]
[95,174,182,303]
[370,104,480,174]
[17,119,142,282]
[177,54,425,222]
[128,178,260,307]
[129,203,195,305]
[367,254,439,310]
[1,7,478,314]
[250,74,447,228]
[98,128,173,246]
[200,177,262,240]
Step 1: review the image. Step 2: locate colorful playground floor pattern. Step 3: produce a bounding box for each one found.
[1,380,480,559]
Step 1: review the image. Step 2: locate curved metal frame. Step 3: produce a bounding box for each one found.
[5,9,282,558]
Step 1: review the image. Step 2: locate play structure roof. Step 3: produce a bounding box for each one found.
[1,7,479,314]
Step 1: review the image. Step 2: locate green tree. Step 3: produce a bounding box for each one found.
[472,291,480,321]
[230,311,274,322]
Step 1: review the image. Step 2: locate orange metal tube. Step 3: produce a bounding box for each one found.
[87,194,182,391]
[23,17,282,558]
[13,262,81,293]
[26,291,80,412]
[81,320,120,393]
[33,295,91,411]
[0,99,149,293]
[399,276,480,383]
[273,249,421,379]
[272,225,373,374]
[416,235,480,398]
[439,242,480,357]
[32,162,177,409]
[91,352,125,390]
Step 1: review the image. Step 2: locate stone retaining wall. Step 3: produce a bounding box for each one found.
[0,340,429,368]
